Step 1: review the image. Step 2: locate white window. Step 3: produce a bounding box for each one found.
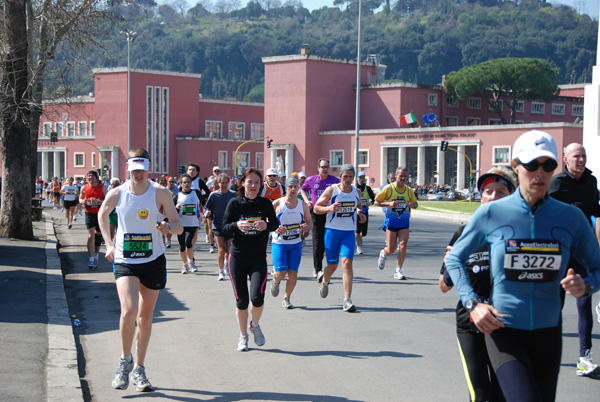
[251,123,264,140]
[235,152,250,175]
[229,122,245,140]
[74,153,85,167]
[428,93,438,106]
[489,119,503,125]
[446,96,458,108]
[488,99,503,111]
[91,152,96,167]
[493,146,511,165]
[330,150,344,167]
[78,122,87,137]
[255,152,264,171]
[466,117,481,126]
[551,104,565,115]
[446,116,458,126]
[467,98,481,109]
[206,121,223,138]
[513,100,524,113]
[572,105,583,116]
[358,150,369,167]
[531,102,545,114]
[42,122,52,137]
[218,151,228,170]
[56,122,64,136]
[90,121,96,137]
[67,122,75,137]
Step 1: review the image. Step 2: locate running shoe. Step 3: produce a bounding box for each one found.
[209,245,215,253]
[343,298,356,312]
[317,271,324,283]
[378,249,387,270]
[68,223,72,229]
[237,333,249,352]
[217,272,225,281]
[130,365,153,392]
[205,234,209,243]
[356,246,363,255]
[282,297,293,309]
[313,269,319,279]
[88,260,95,270]
[189,260,198,273]
[111,355,133,390]
[181,263,189,274]
[93,260,99,270]
[577,350,600,376]
[596,301,600,324]
[320,282,329,298]
[249,322,265,346]
[224,260,228,268]
[271,280,280,297]
[394,269,406,280]
[165,240,171,248]
[73,216,77,221]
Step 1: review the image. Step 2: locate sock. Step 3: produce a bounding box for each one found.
[133,364,142,371]
[121,353,133,362]
[396,268,401,272]
[89,256,94,263]
[220,269,225,274]
[93,253,99,261]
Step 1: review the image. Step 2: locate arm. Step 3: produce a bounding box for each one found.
[264,199,279,232]
[409,188,418,209]
[300,188,312,208]
[567,209,600,296]
[79,186,86,204]
[98,188,120,262]
[374,185,394,208]
[222,198,241,235]
[157,187,183,236]
[301,201,313,236]
[312,186,334,215]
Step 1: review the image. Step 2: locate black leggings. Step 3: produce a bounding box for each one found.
[457,331,505,402]
[229,254,267,310]
[485,326,562,402]
[311,212,326,272]
[177,226,198,252]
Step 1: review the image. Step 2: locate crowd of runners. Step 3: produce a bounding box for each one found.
[42,129,600,401]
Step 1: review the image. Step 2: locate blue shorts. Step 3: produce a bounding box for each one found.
[324,228,355,265]
[384,210,410,231]
[272,242,302,272]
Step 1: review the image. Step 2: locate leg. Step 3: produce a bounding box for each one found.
[115,276,141,358]
[384,230,398,255]
[395,228,410,268]
[134,284,160,366]
[341,258,353,299]
[456,331,498,402]
[284,270,298,297]
[248,258,268,324]
[577,294,593,357]
[311,212,326,273]
[86,227,95,257]
[216,236,228,270]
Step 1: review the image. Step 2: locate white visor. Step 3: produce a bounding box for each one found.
[127,157,150,171]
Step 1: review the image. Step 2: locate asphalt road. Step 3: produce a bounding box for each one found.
[51,209,600,401]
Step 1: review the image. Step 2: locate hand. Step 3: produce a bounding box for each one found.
[561,268,586,297]
[175,203,182,210]
[391,200,398,208]
[306,200,313,209]
[443,246,452,263]
[331,201,341,213]
[408,202,415,209]
[300,222,309,236]
[364,201,370,207]
[205,210,212,218]
[358,212,367,223]
[156,221,170,235]
[470,303,505,334]
[105,245,115,262]
[276,225,287,235]
[253,220,266,231]
[237,220,253,233]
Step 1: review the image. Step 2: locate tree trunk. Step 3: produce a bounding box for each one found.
[0,0,34,239]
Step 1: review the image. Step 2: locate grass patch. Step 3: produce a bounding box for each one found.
[417,201,481,215]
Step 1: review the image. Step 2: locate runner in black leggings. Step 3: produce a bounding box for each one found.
[222,167,278,352]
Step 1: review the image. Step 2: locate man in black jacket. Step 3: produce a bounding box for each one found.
[549,143,600,377]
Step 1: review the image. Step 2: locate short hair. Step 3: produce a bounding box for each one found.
[317,158,329,167]
[179,173,192,182]
[217,173,230,183]
[395,166,408,175]
[186,163,200,173]
[86,170,99,179]
[237,167,264,197]
[128,147,151,160]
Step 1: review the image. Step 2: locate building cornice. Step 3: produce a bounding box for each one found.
[199,98,264,107]
[93,67,202,80]
[262,54,377,67]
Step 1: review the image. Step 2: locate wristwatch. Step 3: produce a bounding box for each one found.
[465,299,479,312]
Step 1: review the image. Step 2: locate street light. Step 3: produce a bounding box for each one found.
[354,0,362,172]
[121,29,136,153]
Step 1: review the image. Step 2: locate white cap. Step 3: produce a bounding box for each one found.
[278,172,286,178]
[298,172,307,178]
[512,130,557,164]
[266,167,278,176]
[127,157,150,171]
[213,166,220,172]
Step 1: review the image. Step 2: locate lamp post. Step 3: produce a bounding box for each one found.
[121,30,136,153]
[354,0,362,172]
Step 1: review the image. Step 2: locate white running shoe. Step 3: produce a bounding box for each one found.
[209,246,215,253]
[356,246,363,255]
[394,269,406,280]
[205,234,210,243]
[343,298,356,312]
[577,350,600,376]
[189,260,198,273]
[282,297,293,309]
[181,263,189,274]
[249,322,265,346]
[217,272,225,281]
[111,355,133,390]
[165,240,171,248]
[378,249,387,270]
[596,301,600,324]
[130,365,153,392]
[237,333,249,352]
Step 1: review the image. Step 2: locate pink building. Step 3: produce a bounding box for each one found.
[35,68,264,181]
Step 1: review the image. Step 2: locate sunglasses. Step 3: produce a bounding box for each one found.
[520,159,557,172]
[319,165,330,169]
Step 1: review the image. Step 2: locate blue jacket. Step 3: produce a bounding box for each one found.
[446,189,600,330]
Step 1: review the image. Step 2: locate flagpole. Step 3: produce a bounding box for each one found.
[354,0,362,173]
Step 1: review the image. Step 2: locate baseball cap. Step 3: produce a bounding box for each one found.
[357,172,366,177]
[127,157,150,171]
[278,172,286,178]
[477,172,516,193]
[213,166,220,172]
[266,168,278,176]
[298,172,307,178]
[512,130,557,164]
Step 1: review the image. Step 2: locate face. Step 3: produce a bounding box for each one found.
[287,183,299,196]
[159,178,167,187]
[279,176,286,184]
[218,178,229,192]
[318,161,330,176]
[395,170,407,186]
[357,175,366,184]
[243,173,261,199]
[86,174,97,184]
[564,145,586,178]
[130,169,148,183]
[266,174,278,186]
[68,178,74,185]
[187,165,198,178]
[180,178,192,192]
[340,171,355,186]
[299,176,306,185]
[111,181,119,188]
[481,182,510,204]
[513,157,554,204]
[167,178,176,188]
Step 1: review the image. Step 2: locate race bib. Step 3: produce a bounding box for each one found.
[123,233,153,259]
[337,201,356,218]
[242,216,262,236]
[283,224,301,240]
[391,201,407,213]
[182,204,197,216]
[503,239,561,282]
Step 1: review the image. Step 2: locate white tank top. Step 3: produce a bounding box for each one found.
[272,197,304,245]
[175,190,201,227]
[325,184,360,232]
[115,180,165,264]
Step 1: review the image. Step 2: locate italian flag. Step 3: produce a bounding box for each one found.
[399,112,417,125]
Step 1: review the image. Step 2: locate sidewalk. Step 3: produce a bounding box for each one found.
[0,203,81,401]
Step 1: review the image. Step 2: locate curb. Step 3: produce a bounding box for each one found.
[44,213,83,401]
[367,206,472,224]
